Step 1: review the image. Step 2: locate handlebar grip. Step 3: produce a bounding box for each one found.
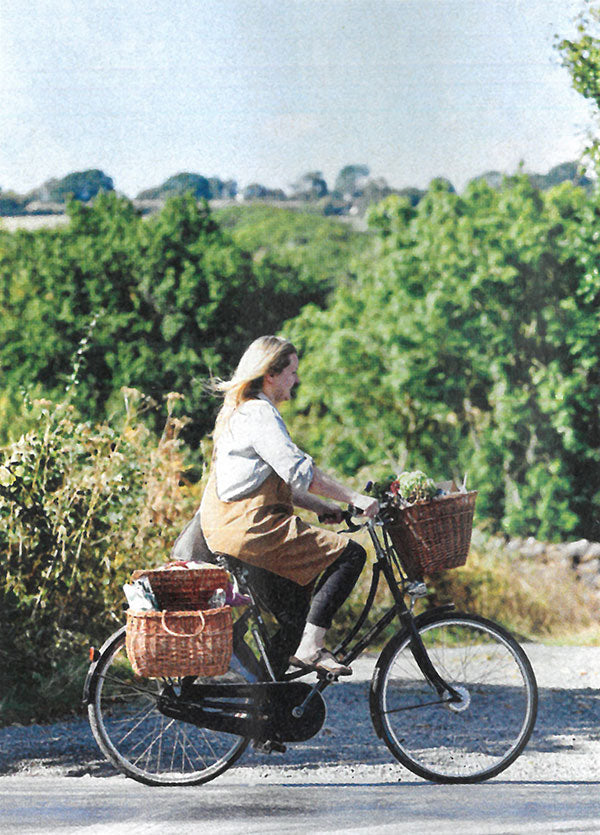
[341,507,362,532]
[318,506,364,529]
[318,512,338,524]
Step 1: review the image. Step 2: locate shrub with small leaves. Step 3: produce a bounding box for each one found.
[0,389,201,724]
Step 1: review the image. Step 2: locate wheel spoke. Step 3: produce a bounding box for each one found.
[374,614,537,782]
[87,630,251,785]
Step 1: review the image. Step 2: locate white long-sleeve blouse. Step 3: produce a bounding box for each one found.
[213,393,314,501]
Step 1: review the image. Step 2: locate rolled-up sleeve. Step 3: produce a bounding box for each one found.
[247,401,314,492]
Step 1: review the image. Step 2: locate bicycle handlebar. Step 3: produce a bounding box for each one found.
[318,505,364,533]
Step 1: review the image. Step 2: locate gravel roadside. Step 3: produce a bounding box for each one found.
[1,645,599,784]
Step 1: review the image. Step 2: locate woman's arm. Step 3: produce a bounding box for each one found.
[291,487,343,520]
[308,467,379,518]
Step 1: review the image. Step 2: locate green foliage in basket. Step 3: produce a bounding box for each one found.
[369,470,437,505]
[392,471,437,504]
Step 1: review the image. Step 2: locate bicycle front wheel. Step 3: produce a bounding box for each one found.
[87,626,253,786]
[370,612,538,783]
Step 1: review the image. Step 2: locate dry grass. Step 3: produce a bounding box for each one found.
[419,535,599,641]
[331,526,600,646]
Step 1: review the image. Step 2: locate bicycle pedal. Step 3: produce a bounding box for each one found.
[317,669,340,682]
[253,739,287,755]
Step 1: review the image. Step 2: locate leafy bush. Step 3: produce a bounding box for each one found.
[285,176,600,541]
[0,193,334,447]
[0,390,201,725]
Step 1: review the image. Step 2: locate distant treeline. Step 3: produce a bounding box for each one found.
[0,160,592,218]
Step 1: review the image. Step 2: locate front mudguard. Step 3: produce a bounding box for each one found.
[369,604,456,740]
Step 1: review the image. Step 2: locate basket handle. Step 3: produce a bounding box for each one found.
[161,611,205,638]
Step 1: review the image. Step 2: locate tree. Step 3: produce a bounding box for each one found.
[333,164,370,198]
[0,193,335,445]
[242,183,287,201]
[351,177,392,215]
[559,5,600,117]
[528,161,593,191]
[136,172,212,201]
[32,169,114,203]
[291,171,328,201]
[285,175,599,540]
[0,190,27,216]
[207,177,238,200]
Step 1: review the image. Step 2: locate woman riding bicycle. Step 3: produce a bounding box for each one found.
[200,335,379,678]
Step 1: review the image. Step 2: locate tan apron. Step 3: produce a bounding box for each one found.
[200,470,347,586]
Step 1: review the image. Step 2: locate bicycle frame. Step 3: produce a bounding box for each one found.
[83,515,461,737]
[84,509,538,785]
[229,515,461,705]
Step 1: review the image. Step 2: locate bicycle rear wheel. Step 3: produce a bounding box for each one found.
[370,612,537,783]
[87,626,254,786]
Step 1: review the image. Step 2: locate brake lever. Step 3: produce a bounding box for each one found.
[338,507,363,533]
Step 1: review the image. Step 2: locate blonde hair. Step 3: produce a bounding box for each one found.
[212,336,297,443]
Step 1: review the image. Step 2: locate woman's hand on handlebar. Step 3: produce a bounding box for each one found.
[317,503,345,524]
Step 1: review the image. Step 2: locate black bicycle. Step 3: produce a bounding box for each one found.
[84,505,538,786]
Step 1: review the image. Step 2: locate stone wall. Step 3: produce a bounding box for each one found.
[500,535,600,596]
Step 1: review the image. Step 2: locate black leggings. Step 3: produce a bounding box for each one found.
[234,540,366,676]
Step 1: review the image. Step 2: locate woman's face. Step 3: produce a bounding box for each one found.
[265,353,299,404]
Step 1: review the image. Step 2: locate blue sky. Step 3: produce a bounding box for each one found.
[0,0,594,197]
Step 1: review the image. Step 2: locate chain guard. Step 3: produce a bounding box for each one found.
[158,681,326,742]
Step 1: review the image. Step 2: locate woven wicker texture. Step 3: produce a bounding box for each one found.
[125,607,233,678]
[131,565,229,610]
[387,491,477,579]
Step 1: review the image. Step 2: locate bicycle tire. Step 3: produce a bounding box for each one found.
[87,626,253,786]
[370,611,538,783]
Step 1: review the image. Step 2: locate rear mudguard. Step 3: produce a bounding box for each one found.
[369,604,456,739]
[82,625,126,705]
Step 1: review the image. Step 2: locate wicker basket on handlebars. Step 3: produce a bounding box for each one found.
[131,564,229,611]
[386,491,477,579]
[125,607,233,678]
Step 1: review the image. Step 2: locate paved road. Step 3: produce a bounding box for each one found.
[1,646,599,833]
[0,773,599,834]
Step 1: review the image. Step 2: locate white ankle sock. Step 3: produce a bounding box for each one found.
[295,623,326,657]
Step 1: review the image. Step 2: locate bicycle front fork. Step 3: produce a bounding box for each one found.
[403,613,462,702]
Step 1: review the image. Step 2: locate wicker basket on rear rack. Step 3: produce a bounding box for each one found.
[385,491,477,580]
[126,606,233,678]
[126,563,233,678]
[131,564,229,610]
